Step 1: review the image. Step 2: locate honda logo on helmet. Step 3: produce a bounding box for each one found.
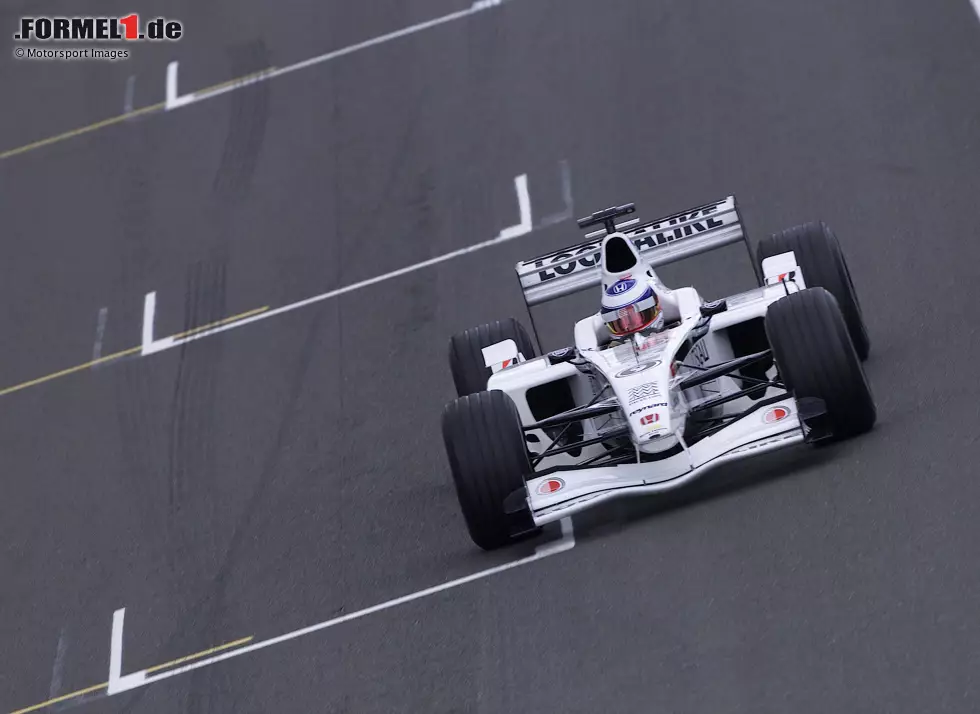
[606,278,636,296]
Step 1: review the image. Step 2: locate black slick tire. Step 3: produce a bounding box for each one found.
[765,287,876,441]
[442,390,539,550]
[757,221,870,361]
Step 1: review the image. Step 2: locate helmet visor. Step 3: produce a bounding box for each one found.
[603,293,661,336]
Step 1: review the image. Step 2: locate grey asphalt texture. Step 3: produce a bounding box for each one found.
[2,0,980,712]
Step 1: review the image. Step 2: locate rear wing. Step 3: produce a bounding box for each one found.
[516,195,760,308]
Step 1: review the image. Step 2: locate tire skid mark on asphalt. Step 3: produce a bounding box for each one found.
[0,162,551,400]
[212,39,272,204]
[7,635,254,714]
[8,517,573,712]
[129,518,575,690]
[167,260,228,574]
[161,51,273,659]
[0,307,269,399]
[110,111,177,589]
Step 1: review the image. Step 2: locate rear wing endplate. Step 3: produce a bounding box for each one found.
[516,195,760,308]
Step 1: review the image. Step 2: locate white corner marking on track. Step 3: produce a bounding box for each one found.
[141,292,174,356]
[107,609,146,695]
[105,518,574,696]
[140,171,538,357]
[165,62,193,111]
[156,0,511,111]
[0,0,515,161]
[971,0,980,23]
[140,292,157,355]
[496,174,532,240]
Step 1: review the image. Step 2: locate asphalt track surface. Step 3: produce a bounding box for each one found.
[2,0,980,711]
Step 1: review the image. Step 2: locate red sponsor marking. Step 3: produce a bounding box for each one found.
[640,413,659,425]
[763,406,789,424]
[536,478,565,495]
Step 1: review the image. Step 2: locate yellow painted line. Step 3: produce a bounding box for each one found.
[190,67,277,98]
[7,635,253,714]
[1,0,506,163]
[0,345,142,397]
[9,682,107,714]
[0,102,165,161]
[0,66,276,163]
[170,306,269,340]
[0,306,269,399]
[145,635,254,674]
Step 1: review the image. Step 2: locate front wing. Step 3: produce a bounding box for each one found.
[524,397,805,525]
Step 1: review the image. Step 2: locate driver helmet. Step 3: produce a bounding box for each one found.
[600,275,664,337]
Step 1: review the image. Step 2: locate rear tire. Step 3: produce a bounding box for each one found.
[765,287,876,441]
[757,221,870,361]
[448,318,537,397]
[442,390,540,550]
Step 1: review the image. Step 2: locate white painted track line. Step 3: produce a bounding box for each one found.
[165,0,513,109]
[107,609,146,695]
[146,172,535,355]
[109,518,574,694]
[165,62,192,111]
[1,0,516,161]
[972,0,980,22]
[0,164,571,400]
[46,629,67,703]
[123,76,135,115]
[140,292,156,355]
[539,160,574,228]
[92,307,108,361]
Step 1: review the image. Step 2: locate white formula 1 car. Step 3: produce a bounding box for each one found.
[442,196,876,550]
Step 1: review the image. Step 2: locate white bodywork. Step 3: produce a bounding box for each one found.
[486,251,808,527]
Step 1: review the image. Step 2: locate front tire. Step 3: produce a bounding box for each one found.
[442,390,540,550]
[757,221,870,361]
[448,318,537,397]
[765,287,876,441]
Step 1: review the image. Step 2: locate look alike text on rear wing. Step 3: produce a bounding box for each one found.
[516,195,761,308]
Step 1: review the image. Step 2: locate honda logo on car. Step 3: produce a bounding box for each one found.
[763,406,791,424]
[536,478,565,495]
[640,414,659,426]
